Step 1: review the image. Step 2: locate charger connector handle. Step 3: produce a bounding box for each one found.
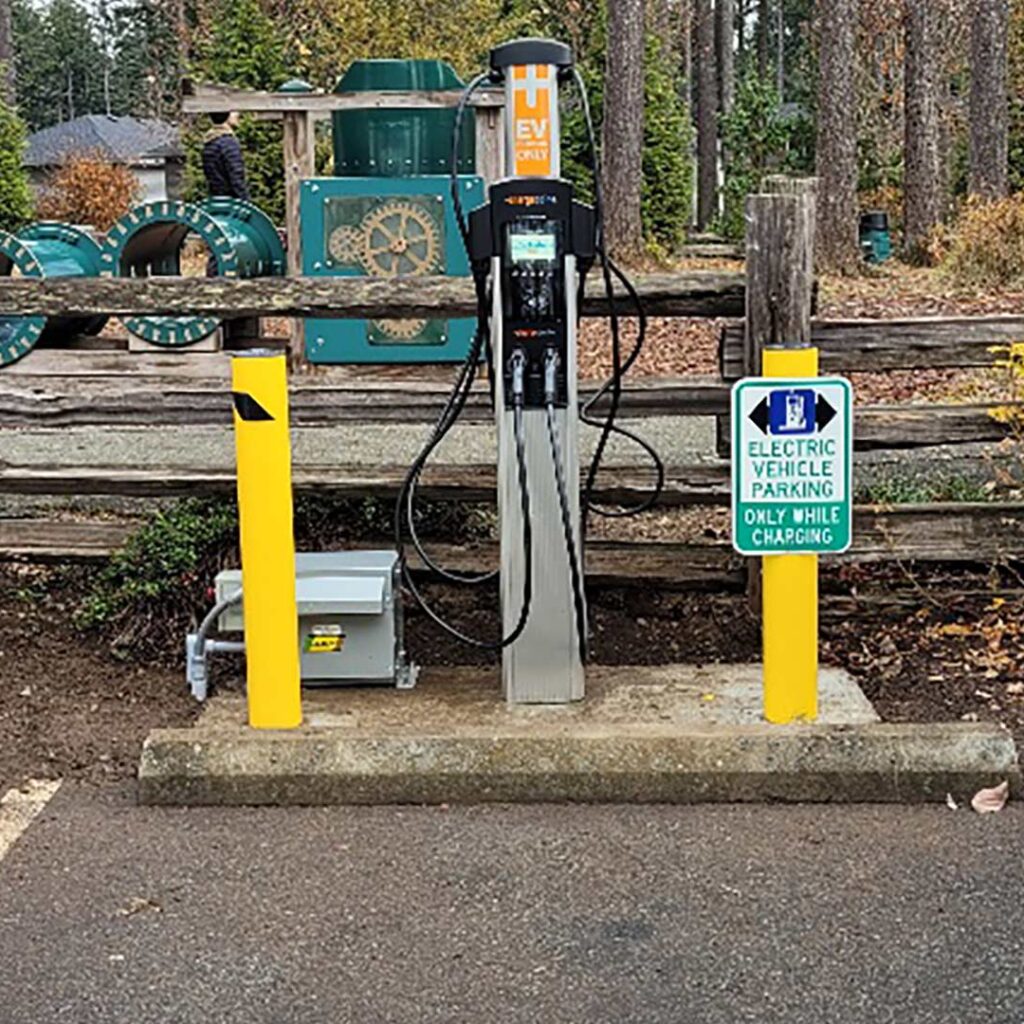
[543,348,559,405]
[510,349,527,407]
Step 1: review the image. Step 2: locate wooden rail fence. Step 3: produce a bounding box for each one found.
[1,187,1022,587]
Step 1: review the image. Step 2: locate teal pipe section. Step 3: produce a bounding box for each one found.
[0,222,106,368]
[101,198,285,347]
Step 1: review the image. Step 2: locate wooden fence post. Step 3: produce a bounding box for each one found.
[283,110,316,367]
[743,182,816,606]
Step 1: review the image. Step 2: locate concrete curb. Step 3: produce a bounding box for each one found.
[138,722,1021,806]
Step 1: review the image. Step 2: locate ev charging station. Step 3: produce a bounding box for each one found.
[471,41,593,703]
[190,37,657,724]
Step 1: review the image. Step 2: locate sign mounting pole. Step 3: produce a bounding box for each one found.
[763,347,820,723]
[731,363,853,723]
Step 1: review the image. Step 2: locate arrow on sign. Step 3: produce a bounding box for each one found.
[749,397,771,434]
[815,394,836,430]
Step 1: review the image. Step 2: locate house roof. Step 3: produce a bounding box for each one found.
[23,115,183,168]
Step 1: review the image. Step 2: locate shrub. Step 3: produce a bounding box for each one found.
[0,94,33,231]
[77,494,496,664]
[36,152,141,229]
[718,72,791,241]
[942,194,1024,289]
[641,34,692,256]
[76,498,239,661]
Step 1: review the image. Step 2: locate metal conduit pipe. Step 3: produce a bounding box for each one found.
[0,222,107,367]
[185,588,244,702]
[100,198,285,347]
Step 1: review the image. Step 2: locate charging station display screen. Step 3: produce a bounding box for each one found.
[510,232,557,263]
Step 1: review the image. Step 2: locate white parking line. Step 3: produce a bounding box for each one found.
[0,779,62,865]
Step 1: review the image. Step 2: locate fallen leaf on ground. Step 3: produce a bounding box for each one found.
[971,781,1010,814]
[120,896,162,917]
[938,624,973,637]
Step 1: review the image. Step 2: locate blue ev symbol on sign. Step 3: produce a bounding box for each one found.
[770,388,815,435]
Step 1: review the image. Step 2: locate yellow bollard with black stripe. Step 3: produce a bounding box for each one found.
[231,350,302,729]
[761,345,819,724]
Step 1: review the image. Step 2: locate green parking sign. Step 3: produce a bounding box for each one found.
[731,376,853,556]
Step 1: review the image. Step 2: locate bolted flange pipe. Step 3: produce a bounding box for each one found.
[100,197,285,347]
[0,222,107,368]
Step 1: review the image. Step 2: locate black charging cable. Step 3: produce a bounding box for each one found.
[394,73,537,650]
[544,349,589,663]
[571,67,665,523]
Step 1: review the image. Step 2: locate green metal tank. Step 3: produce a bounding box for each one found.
[0,222,107,368]
[333,59,475,177]
[101,197,285,347]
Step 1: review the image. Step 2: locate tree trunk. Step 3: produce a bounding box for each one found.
[758,0,771,79]
[775,0,784,98]
[903,0,942,261]
[717,0,735,117]
[969,0,1009,199]
[681,0,693,90]
[602,0,647,259]
[695,0,718,229]
[814,0,859,272]
[0,0,15,106]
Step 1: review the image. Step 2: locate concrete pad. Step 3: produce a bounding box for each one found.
[138,664,1020,806]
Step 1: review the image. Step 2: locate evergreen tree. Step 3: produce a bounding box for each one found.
[0,92,33,231]
[109,0,181,120]
[45,0,107,121]
[186,0,289,221]
[12,0,57,130]
[12,0,106,129]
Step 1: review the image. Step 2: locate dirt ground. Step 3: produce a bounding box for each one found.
[2,559,1022,791]
[5,261,1022,789]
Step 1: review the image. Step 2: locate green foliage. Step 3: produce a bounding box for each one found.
[522,3,691,254]
[12,0,181,129]
[76,498,239,660]
[281,0,519,87]
[12,0,109,130]
[861,474,992,505]
[106,0,181,121]
[77,493,497,663]
[717,71,791,241]
[0,95,33,231]
[186,0,288,220]
[942,195,1024,289]
[642,34,692,255]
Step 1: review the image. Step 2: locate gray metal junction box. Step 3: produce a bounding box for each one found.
[215,551,414,687]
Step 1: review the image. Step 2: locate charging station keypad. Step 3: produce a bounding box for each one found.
[469,179,595,410]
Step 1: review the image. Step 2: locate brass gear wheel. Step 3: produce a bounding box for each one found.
[372,317,428,340]
[327,225,365,266]
[360,201,441,277]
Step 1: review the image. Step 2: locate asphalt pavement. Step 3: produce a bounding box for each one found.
[1,782,1022,1023]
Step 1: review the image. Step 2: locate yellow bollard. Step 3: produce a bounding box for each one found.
[761,345,819,724]
[231,350,302,729]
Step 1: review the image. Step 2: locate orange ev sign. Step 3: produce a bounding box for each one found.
[511,64,554,177]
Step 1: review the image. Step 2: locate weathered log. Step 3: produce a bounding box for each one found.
[181,79,505,116]
[721,315,1024,377]
[0,362,1018,451]
[0,461,730,505]
[4,503,1024,573]
[0,272,746,320]
[847,502,1024,562]
[0,374,731,426]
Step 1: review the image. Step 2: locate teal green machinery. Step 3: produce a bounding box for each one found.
[333,59,475,177]
[101,197,285,347]
[303,58,484,364]
[859,210,892,264]
[0,222,107,367]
